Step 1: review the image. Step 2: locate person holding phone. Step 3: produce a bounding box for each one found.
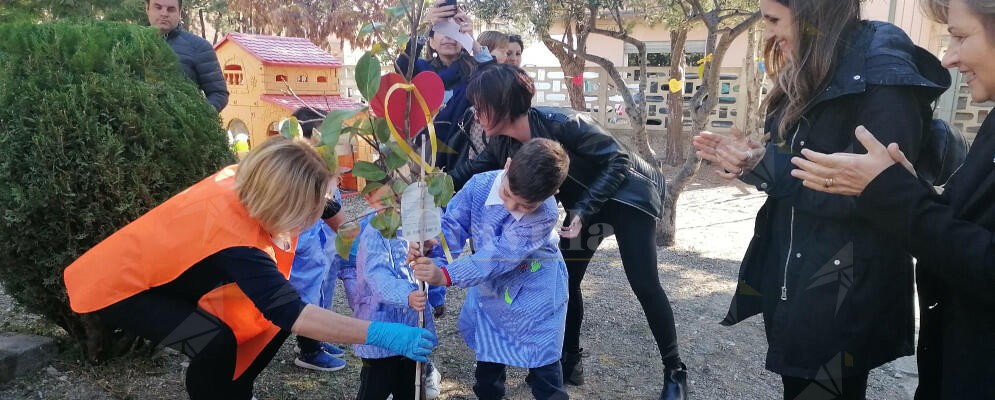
[396,0,496,172]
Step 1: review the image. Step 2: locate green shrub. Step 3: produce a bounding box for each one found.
[0,21,236,361]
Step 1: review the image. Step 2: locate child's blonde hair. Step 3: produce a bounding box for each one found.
[235,136,332,234]
[477,31,509,51]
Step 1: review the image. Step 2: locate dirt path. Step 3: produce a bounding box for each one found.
[0,176,918,399]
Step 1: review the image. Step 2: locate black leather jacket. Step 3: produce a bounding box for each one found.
[449,106,666,221]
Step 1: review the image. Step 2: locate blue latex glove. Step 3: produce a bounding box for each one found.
[365,321,437,362]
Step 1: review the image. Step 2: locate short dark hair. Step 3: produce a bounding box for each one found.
[146,0,183,9]
[508,34,524,49]
[507,138,569,203]
[292,107,324,139]
[466,63,534,124]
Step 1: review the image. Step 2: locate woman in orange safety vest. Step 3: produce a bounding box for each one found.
[64,137,436,399]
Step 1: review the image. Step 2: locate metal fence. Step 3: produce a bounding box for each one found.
[340,65,990,139]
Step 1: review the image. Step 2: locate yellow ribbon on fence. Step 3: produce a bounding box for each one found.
[381,82,455,264]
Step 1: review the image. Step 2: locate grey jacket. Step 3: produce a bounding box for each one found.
[164,27,228,112]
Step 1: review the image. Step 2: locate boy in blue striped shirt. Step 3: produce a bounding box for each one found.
[413,138,571,400]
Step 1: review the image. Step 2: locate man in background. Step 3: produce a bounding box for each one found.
[146,0,228,112]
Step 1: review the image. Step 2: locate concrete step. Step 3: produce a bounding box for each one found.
[0,333,57,384]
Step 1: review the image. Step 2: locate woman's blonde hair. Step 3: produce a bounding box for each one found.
[235,136,331,234]
[922,0,995,43]
[761,0,861,140]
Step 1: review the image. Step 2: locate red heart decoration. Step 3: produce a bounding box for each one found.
[369,72,445,139]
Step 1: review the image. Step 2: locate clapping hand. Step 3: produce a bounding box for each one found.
[789,125,916,196]
[692,127,764,179]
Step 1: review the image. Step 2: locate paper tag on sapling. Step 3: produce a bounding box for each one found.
[400,181,442,243]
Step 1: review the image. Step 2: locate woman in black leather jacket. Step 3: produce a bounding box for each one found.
[693,0,948,398]
[449,63,686,400]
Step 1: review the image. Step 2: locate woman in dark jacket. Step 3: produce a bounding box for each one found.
[692,0,949,398]
[450,63,686,400]
[789,1,995,398]
[395,0,495,172]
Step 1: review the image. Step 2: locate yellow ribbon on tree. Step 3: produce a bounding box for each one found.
[381,82,455,264]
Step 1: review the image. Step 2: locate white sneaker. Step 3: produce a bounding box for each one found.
[425,366,441,399]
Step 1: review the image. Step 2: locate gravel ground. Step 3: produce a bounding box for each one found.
[0,173,919,399]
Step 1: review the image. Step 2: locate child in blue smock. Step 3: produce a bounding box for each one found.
[353,183,446,400]
[412,138,571,400]
[287,107,355,371]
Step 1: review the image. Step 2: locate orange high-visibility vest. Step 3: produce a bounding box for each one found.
[64,165,298,380]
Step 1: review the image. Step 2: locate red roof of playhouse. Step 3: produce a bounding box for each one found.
[215,33,342,68]
[262,95,363,112]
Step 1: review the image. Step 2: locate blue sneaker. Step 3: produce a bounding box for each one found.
[294,349,346,372]
[320,342,346,357]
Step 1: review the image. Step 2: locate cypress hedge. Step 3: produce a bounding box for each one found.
[0,21,236,361]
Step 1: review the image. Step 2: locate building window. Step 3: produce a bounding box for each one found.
[624,41,707,67]
[317,76,328,83]
[276,75,288,82]
[298,75,309,83]
[223,64,244,85]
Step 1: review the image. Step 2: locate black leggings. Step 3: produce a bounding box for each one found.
[782,371,869,400]
[99,291,290,400]
[561,200,682,368]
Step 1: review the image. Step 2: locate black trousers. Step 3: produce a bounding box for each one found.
[99,291,289,400]
[357,356,418,400]
[782,371,869,400]
[560,200,682,368]
[474,361,568,400]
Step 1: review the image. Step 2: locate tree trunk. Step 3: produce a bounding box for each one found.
[565,62,587,111]
[742,25,766,140]
[541,33,588,112]
[657,150,703,246]
[658,12,761,246]
[198,8,207,40]
[664,29,689,166]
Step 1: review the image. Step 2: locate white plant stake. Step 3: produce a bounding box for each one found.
[401,143,440,399]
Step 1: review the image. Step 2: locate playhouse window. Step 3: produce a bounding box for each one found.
[317,76,328,83]
[298,75,309,83]
[223,64,244,85]
[276,75,288,82]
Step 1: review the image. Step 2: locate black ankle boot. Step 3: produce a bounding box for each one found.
[659,363,687,400]
[560,349,584,386]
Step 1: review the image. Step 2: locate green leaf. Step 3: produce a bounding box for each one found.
[319,109,361,147]
[426,173,455,207]
[315,145,338,172]
[394,34,411,50]
[391,180,409,198]
[371,208,401,239]
[361,181,384,196]
[373,117,392,142]
[335,228,357,259]
[385,5,407,19]
[359,23,376,36]
[385,141,409,169]
[279,117,301,139]
[352,161,387,181]
[356,52,381,101]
